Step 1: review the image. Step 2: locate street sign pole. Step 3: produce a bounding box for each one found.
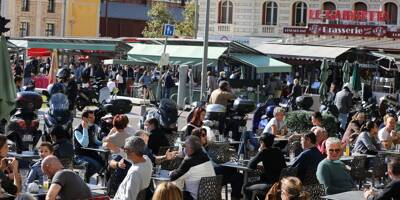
[200,0,210,101]
[157,24,175,102]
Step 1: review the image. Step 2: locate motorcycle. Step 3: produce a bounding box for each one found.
[140,99,178,133]
[42,83,74,141]
[6,92,42,153]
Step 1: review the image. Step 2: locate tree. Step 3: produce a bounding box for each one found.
[142,2,174,38]
[176,2,195,38]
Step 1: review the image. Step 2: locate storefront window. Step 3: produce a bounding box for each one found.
[292,1,307,26]
[385,2,398,25]
[354,2,367,11]
[262,1,278,25]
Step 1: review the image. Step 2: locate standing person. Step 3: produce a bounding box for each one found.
[162,69,175,99]
[56,68,78,112]
[185,107,206,137]
[113,137,153,200]
[353,121,381,155]
[207,71,218,95]
[139,71,152,99]
[74,63,84,84]
[116,70,125,95]
[217,71,226,84]
[0,135,21,196]
[288,79,302,102]
[209,81,235,107]
[316,137,355,195]
[334,84,353,130]
[73,108,103,182]
[170,136,215,200]
[326,83,337,103]
[245,133,286,199]
[23,59,35,86]
[42,156,92,200]
[14,75,23,92]
[364,158,400,200]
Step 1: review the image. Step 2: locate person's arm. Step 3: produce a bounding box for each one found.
[45,183,62,200]
[368,182,399,200]
[0,171,17,195]
[74,129,89,147]
[248,150,263,170]
[26,166,38,184]
[170,159,191,181]
[362,134,378,153]
[270,125,279,135]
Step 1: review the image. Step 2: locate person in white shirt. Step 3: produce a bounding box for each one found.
[107,78,117,94]
[113,136,153,200]
[263,107,288,136]
[378,115,400,150]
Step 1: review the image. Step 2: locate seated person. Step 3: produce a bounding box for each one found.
[316,137,355,195]
[245,133,286,199]
[263,107,288,136]
[364,158,400,200]
[114,137,153,199]
[103,114,133,151]
[49,126,74,168]
[42,156,92,200]
[313,126,328,156]
[378,115,399,150]
[184,107,206,137]
[192,128,243,200]
[170,136,216,200]
[73,108,103,182]
[290,132,324,183]
[145,118,170,155]
[353,121,381,155]
[0,135,21,197]
[27,142,53,184]
[342,112,365,146]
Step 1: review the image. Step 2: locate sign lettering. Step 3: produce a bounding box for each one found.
[308,9,389,22]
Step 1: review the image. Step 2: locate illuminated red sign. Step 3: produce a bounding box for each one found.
[283,24,388,37]
[308,9,389,22]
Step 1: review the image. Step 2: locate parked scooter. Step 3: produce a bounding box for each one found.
[140,99,178,133]
[6,92,42,153]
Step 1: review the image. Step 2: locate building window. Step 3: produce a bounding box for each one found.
[45,23,55,36]
[218,0,233,24]
[21,0,29,12]
[354,2,367,11]
[262,1,278,25]
[323,2,336,11]
[385,2,398,25]
[20,22,29,37]
[48,0,55,13]
[292,1,307,26]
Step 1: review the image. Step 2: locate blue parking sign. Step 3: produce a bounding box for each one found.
[163,24,175,37]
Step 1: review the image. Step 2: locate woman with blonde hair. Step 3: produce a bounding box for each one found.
[152,182,183,200]
[280,177,308,200]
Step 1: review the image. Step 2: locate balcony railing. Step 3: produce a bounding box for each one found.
[261,25,276,34]
[216,24,233,33]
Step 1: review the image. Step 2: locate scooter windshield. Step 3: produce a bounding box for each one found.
[49,93,70,112]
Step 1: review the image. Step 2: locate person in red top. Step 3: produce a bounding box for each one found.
[313,126,328,156]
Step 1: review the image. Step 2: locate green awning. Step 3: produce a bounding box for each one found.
[128,43,227,66]
[9,37,132,52]
[230,53,292,73]
[103,59,147,65]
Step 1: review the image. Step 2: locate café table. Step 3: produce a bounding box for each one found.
[340,154,376,162]
[221,161,255,199]
[322,190,364,200]
[8,151,40,160]
[151,169,171,188]
[81,146,111,186]
[379,150,400,156]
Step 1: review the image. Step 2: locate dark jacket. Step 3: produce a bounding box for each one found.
[291,147,324,182]
[248,147,286,184]
[368,180,400,200]
[170,149,211,181]
[353,131,381,155]
[73,124,99,158]
[334,89,353,114]
[53,138,74,162]
[148,129,170,155]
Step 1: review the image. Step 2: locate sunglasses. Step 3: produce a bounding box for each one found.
[328,149,341,153]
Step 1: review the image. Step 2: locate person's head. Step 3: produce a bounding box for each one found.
[207,71,212,77]
[219,71,225,78]
[41,155,64,178]
[190,107,206,126]
[219,80,230,91]
[144,118,159,132]
[325,137,342,161]
[313,127,328,144]
[385,115,397,131]
[329,83,336,93]
[280,177,307,200]
[152,182,183,200]
[113,114,129,130]
[14,75,22,87]
[352,112,366,124]
[301,132,317,149]
[387,158,400,180]
[133,130,150,145]
[82,108,95,124]
[192,128,208,146]
[360,121,378,136]
[123,136,146,162]
[259,133,275,149]
[0,135,8,158]
[39,142,54,159]
[293,79,299,85]
[273,107,286,121]
[311,112,323,126]
[184,135,202,156]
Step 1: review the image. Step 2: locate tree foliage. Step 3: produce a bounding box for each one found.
[176,2,196,38]
[142,2,174,38]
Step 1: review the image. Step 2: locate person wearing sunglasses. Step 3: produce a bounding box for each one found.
[316,137,355,195]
